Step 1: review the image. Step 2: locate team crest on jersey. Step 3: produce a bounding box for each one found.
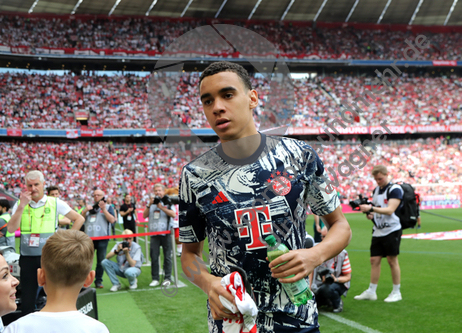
[267,171,293,196]
[384,199,388,204]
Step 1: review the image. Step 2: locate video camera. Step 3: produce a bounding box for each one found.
[89,197,106,215]
[349,194,374,212]
[152,195,179,206]
[317,267,335,285]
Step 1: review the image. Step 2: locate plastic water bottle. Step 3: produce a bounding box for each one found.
[265,235,313,306]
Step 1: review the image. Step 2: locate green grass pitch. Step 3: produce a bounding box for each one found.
[93,208,462,333]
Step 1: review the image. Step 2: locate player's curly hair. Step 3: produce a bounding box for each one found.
[199,61,252,91]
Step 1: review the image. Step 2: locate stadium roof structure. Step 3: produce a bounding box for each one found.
[3,0,462,26]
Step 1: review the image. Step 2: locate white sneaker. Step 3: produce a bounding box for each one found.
[129,278,138,290]
[384,292,402,302]
[149,280,159,287]
[162,280,171,287]
[354,290,377,301]
[110,284,121,292]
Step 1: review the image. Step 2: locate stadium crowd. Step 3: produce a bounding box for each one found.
[1,15,461,60]
[1,138,460,205]
[1,72,462,130]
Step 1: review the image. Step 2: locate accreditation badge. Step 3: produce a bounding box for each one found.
[153,211,160,220]
[89,215,97,223]
[28,234,40,248]
[127,215,132,221]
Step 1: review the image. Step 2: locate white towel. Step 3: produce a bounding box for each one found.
[218,271,258,333]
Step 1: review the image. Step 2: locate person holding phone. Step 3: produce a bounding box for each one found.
[120,194,137,242]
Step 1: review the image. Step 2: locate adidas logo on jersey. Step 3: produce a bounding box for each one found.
[212,192,229,204]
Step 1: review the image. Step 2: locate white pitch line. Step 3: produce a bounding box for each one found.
[320,312,383,333]
[98,280,187,296]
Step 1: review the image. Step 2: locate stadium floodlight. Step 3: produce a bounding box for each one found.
[313,0,328,22]
[377,0,392,24]
[409,0,425,25]
[345,0,360,22]
[180,0,194,17]
[248,0,263,20]
[145,0,158,16]
[71,0,83,15]
[444,0,458,25]
[215,0,228,18]
[108,0,122,16]
[28,0,40,13]
[280,0,295,21]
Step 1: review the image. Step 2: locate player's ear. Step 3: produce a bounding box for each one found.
[37,268,46,287]
[249,89,258,110]
[83,270,96,288]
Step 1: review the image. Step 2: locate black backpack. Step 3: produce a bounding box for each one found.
[386,183,418,229]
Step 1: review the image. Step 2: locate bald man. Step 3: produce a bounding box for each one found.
[81,189,116,288]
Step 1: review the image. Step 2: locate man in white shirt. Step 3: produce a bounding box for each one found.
[7,170,84,315]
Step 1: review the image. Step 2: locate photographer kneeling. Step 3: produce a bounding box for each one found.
[311,246,351,313]
[102,229,142,291]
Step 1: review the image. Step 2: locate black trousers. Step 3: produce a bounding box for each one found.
[123,220,137,242]
[93,240,109,284]
[315,282,347,308]
[19,255,42,315]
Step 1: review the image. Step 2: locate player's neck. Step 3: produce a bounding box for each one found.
[221,132,261,160]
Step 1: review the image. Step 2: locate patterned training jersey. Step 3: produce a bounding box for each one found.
[179,134,339,330]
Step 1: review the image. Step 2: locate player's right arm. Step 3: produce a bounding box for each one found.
[7,191,31,233]
[181,241,235,320]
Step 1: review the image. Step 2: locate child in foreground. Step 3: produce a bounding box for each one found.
[4,230,110,333]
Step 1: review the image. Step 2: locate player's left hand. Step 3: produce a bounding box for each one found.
[268,249,318,284]
[359,204,372,213]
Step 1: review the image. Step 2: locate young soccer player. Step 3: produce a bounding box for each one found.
[4,230,109,333]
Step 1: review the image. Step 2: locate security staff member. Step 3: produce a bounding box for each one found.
[75,196,86,232]
[0,199,15,249]
[81,189,116,289]
[8,170,85,314]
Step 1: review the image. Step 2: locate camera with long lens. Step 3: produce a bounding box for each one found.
[121,241,129,249]
[317,267,335,284]
[349,194,374,212]
[89,197,106,215]
[152,195,178,206]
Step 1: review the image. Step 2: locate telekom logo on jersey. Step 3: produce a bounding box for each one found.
[234,205,273,250]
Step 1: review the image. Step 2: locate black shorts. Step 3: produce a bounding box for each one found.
[370,229,402,257]
[417,205,420,217]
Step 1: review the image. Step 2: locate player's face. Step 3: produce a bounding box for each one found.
[26,178,45,201]
[200,71,259,142]
[48,190,59,198]
[373,172,388,188]
[0,256,19,317]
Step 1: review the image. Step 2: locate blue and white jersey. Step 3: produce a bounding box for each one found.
[371,183,403,237]
[179,133,339,332]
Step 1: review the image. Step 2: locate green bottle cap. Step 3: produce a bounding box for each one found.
[265,235,276,246]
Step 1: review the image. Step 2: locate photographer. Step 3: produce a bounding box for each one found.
[82,189,116,289]
[311,241,351,313]
[102,229,142,291]
[120,194,136,241]
[143,184,176,288]
[355,165,403,303]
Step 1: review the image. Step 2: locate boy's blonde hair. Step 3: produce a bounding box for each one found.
[372,165,388,176]
[42,230,94,287]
